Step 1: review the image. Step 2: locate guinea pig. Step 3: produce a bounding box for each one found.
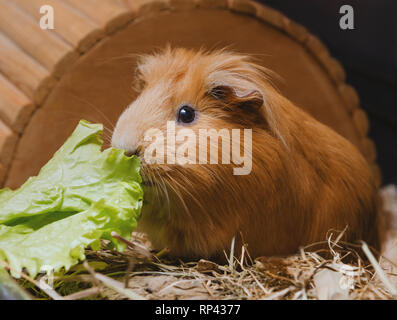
[111,47,380,260]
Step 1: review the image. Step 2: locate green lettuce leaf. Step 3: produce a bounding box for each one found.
[0,120,143,277]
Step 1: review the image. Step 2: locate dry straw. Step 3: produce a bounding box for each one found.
[5,230,395,300]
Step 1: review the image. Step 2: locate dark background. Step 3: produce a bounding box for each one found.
[257,0,397,186]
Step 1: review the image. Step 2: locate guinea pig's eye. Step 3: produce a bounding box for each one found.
[177,105,196,124]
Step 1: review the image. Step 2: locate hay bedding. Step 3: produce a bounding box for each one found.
[8,186,397,300]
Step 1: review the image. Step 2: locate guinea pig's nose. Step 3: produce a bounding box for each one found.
[125,148,137,157]
[125,146,141,157]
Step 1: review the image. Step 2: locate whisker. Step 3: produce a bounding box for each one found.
[152,167,171,219]
[161,170,196,220]
[142,165,161,210]
[61,92,116,130]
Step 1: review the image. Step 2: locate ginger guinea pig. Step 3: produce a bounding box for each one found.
[112,47,380,259]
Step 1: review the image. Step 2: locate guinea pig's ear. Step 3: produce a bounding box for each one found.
[209,85,263,110]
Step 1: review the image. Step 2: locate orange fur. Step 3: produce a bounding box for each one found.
[112,47,380,259]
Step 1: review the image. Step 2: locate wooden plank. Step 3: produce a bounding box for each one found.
[0,0,78,77]
[0,162,5,186]
[0,119,18,170]
[338,84,359,114]
[0,32,55,105]
[125,0,169,15]
[323,57,346,85]
[64,0,135,34]
[197,0,228,9]
[13,0,105,53]
[361,137,377,163]
[282,17,308,44]
[229,0,258,16]
[0,74,35,133]
[353,108,369,137]
[255,4,284,29]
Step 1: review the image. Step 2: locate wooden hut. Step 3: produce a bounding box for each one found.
[0,0,380,188]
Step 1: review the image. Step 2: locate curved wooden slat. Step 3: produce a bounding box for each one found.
[254,3,284,28]
[0,163,5,185]
[125,0,169,15]
[0,162,6,185]
[322,57,346,85]
[361,137,377,163]
[0,74,35,133]
[282,17,309,44]
[353,108,370,137]
[13,0,105,53]
[229,0,257,15]
[0,0,78,77]
[0,119,18,172]
[197,0,228,9]
[0,32,55,105]
[64,0,135,34]
[338,84,360,114]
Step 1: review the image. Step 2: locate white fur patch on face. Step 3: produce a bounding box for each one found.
[111,106,139,155]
